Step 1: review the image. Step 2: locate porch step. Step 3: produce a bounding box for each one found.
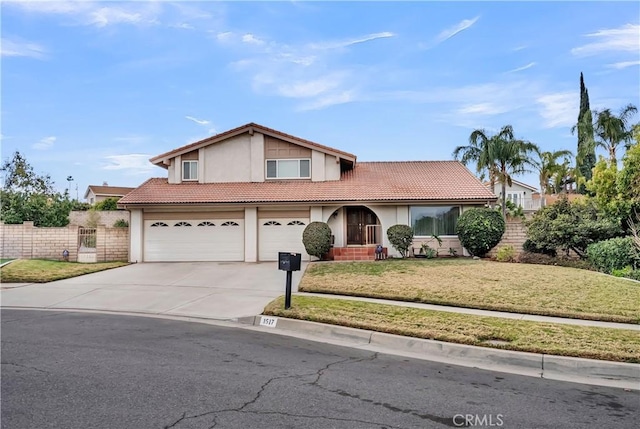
[327,247,388,261]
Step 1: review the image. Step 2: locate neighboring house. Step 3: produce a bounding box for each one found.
[84,185,136,205]
[486,180,540,211]
[118,123,497,263]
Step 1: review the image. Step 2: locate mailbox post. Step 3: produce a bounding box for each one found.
[278,252,301,309]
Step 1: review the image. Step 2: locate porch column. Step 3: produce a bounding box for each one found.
[244,207,257,262]
[310,206,323,222]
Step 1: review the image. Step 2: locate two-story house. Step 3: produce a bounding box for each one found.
[118,123,497,263]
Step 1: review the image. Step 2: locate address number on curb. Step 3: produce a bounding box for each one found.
[260,316,278,328]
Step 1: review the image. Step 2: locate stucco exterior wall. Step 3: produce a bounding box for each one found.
[244,207,258,262]
[129,209,143,263]
[325,155,341,181]
[0,222,128,262]
[311,151,325,182]
[250,133,265,182]
[204,134,252,182]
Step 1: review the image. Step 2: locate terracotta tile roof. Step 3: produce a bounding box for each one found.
[150,122,357,166]
[87,186,136,196]
[119,161,497,205]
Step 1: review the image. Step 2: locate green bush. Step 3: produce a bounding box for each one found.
[387,224,414,257]
[623,270,640,281]
[94,197,119,211]
[113,219,129,228]
[455,208,505,257]
[516,252,595,270]
[496,245,516,262]
[522,239,557,257]
[586,237,640,274]
[302,222,332,259]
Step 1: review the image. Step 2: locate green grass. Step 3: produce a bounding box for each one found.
[300,259,640,323]
[264,295,640,363]
[0,259,129,283]
[0,259,14,264]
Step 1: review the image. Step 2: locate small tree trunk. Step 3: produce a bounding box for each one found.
[501,181,507,219]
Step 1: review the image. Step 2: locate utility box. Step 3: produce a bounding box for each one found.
[278,252,301,271]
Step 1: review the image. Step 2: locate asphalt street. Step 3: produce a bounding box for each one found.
[1,310,638,429]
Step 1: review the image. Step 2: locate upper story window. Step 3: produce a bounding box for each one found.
[266,159,310,179]
[182,160,198,181]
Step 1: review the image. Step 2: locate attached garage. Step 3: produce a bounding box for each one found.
[259,216,309,261]
[143,213,244,262]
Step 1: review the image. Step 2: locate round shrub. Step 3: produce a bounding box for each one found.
[302,221,332,259]
[586,237,640,274]
[455,208,505,257]
[387,224,414,257]
[522,239,557,257]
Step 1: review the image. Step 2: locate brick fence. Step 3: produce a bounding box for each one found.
[487,220,528,257]
[69,210,130,227]
[0,222,129,262]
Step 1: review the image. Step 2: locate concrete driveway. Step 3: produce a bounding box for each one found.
[0,262,306,319]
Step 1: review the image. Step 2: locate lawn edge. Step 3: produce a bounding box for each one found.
[297,287,640,324]
[0,261,130,283]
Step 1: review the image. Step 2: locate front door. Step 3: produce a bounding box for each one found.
[346,207,377,245]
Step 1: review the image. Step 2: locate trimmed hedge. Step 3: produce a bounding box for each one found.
[302,222,332,259]
[387,224,414,258]
[586,237,640,274]
[455,208,505,257]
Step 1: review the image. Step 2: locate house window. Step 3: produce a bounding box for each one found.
[263,221,281,226]
[174,222,192,227]
[265,159,311,179]
[150,222,169,227]
[197,221,215,227]
[410,206,460,236]
[182,160,198,181]
[221,221,239,226]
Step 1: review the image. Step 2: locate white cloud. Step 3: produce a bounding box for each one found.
[536,92,577,128]
[298,91,356,111]
[242,33,265,45]
[102,154,154,173]
[216,31,233,41]
[1,38,47,59]
[505,62,536,73]
[277,74,345,98]
[607,60,640,70]
[33,136,56,150]
[571,23,640,56]
[170,22,195,30]
[185,116,210,126]
[89,7,147,27]
[456,103,508,116]
[436,16,480,43]
[309,32,395,50]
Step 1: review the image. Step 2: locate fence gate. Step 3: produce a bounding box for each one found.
[78,227,97,263]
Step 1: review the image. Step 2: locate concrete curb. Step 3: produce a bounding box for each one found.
[3,307,638,390]
[249,314,640,390]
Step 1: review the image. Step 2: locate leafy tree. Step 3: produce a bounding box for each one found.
[526,196,620,258]
[0,151,73,227]
[386,224,413,258]
[454,125,537,218]
[94,197,119,211]
[455,208,505,257]
[576,104,638,165]
[574,72,596,193]
[531,148,573,206]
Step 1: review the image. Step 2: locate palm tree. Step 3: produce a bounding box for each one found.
[532,149,573,206]
[452,126,517,189]
[576,104,638,164]
[488,135,539,218]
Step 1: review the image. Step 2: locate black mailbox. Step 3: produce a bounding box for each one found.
[279,252,301,271]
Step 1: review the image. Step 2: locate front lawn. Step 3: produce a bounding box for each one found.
[264,296,640,363]
[0,259,129,283]
[0,259,14,264]
[299,259,640,323]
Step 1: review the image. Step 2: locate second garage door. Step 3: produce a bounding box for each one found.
[259,218,309,261]
[144,218,244,262]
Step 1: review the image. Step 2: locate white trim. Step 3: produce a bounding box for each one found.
[265,158,311,179]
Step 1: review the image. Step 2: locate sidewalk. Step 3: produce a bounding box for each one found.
[296,292,640,331]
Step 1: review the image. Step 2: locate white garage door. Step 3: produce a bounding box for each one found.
[259,218,309,261]
[144,219,244,262]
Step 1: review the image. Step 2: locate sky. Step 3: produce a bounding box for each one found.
[1,0,639,198]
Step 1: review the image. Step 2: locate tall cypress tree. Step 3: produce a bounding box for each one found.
[576,72,596,193]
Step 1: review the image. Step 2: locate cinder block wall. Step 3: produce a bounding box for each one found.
[488,220,528,257]
[0,222,128,262]
[69,211,130,227]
